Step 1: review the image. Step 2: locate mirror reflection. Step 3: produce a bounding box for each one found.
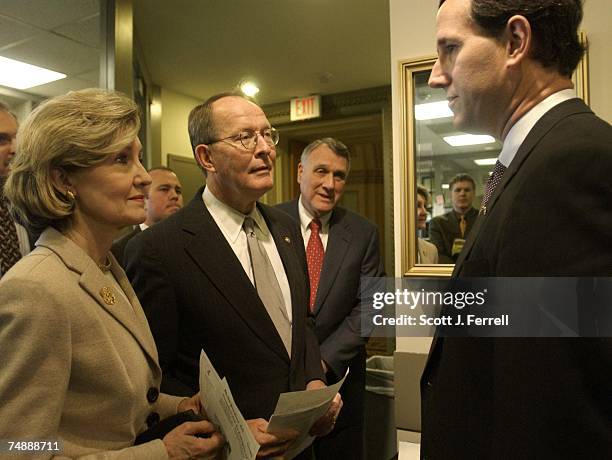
[413,69,502,264]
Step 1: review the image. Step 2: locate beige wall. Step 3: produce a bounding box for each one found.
[389,0,612,353]
[160,88,200,163]
[582,0,612,122]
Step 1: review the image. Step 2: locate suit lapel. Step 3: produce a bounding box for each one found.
[182,197,290,363]
[314,208,350,313]
[79,264,160,365]
[37,228,160,364]
[455,99,592,274]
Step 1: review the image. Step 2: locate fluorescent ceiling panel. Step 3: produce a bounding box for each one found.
[415,100,453,120]
[444,134,496,147]
[474,157,497,166]
[0,55,66,90]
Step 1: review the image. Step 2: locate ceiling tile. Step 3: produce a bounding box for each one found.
[54,13,100,48]
[27,76,93,97]
[0,0,99,30]
[1,31,99,76]
[0,15,42,49]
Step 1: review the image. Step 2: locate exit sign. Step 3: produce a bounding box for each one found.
[290,95,321,121]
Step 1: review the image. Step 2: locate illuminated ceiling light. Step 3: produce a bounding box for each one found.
[441,184,450,189]
[415,101,453,120]
[474,157,497,166]
[443,134,496,147]
[240,81,259,97]
[0,55,66,89]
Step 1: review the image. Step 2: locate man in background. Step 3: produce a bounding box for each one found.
[112,166,183,265]
[0,102,30,278]
[278,138,384,460]
[421,0,612,457]
[428,173,478,262]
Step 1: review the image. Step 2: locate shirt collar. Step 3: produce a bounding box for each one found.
[203,187,268,242]
[498,88,577,167]
[298,195,332,232]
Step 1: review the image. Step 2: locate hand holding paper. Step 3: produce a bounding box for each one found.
[247,418,299,458]
[266,371,348,459]
[309,392,343,437]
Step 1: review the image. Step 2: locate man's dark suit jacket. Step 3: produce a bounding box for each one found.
[421,99,612,459]
[124,189,324,421]
[428,207,478,263]
[277,201,384,458]
[111,226,141,267]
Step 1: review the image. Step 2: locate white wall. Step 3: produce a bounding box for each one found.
[160,88,201,163]
[389,0,612,353]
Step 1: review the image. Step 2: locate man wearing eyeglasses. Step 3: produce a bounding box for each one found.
[124,93,341,458]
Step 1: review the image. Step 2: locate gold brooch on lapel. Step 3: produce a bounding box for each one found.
[100,286,116,305]
[283,236,291,243]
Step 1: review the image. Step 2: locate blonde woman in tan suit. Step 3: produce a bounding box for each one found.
[0,89,224,459]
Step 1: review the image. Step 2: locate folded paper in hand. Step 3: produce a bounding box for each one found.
[267,370,348,459]
[199,350,347,460]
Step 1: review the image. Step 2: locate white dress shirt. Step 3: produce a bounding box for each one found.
[498,88,577,167]
[202,187,292,322]
[298,195,332,251]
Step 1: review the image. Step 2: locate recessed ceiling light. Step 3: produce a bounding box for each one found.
[415,101,453,120]
[474,158,497,166]
[240,81,259,97]
[0,55,66,89]
[443,134,496,146]
[441,183,450,189]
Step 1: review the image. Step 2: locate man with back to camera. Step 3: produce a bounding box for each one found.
[112,166,183,265]
[420,0,612,458]
[0,102,31,279]
[124,93,341,459]
[277,138,384,459]
[428,173,478,263]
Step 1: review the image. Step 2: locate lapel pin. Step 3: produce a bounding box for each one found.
[284,236,291,243]
[100,286,116,305]
[480,205,487,216]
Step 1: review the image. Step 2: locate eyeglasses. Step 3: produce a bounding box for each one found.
[209,127,279,150]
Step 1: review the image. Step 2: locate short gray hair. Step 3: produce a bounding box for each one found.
[300,137,351,171]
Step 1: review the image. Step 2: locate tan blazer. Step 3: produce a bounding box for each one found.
[418,238,439,264]
[0,228,184,459]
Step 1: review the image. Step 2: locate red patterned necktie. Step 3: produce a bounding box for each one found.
[306,219,325,312]
[481,160,507,211]
[0,182,22,276]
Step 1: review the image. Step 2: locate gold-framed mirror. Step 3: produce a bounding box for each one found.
[400,33,589,277]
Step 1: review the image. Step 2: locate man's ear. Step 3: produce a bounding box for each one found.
[297,162,303,184]
[194,144,215,174]
[505,15,531,67]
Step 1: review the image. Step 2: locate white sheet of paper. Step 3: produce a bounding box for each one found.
[267,370,348,459]
[199,350,260,460]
